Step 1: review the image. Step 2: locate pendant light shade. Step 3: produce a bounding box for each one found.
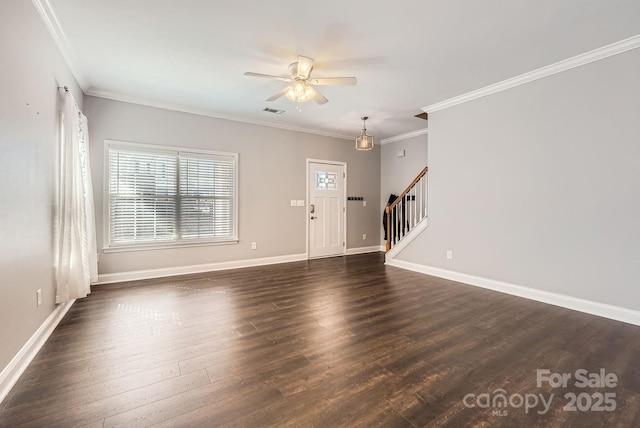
[355,116,373,151]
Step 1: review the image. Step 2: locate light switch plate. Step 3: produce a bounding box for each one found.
[296,200,305,207]
[290,200,296,207]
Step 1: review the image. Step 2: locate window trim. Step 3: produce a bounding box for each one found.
[103,140,238,253]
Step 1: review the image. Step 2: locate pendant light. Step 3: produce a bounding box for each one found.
[355,116,374,151]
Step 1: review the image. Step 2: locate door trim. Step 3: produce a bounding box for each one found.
[306,158,347,259]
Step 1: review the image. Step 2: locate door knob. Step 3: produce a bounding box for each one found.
[310,216,317,220]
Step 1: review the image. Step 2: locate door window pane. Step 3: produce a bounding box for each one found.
[315,171,337,190]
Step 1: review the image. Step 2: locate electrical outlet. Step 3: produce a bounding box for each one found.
[36,289,42,307]
[446,250,453,260]
[363,200,367,207]
[362,233,367,240]
[251,242,257,250]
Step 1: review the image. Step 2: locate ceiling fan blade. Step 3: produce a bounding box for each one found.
[296,56,315,79]
[244,72,292,83]
[309,77,357,86]
[313,90,329,105]
[265,86,291,102]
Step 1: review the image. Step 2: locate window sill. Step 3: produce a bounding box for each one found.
[103,239,239,253]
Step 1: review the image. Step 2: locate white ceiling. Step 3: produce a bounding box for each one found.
[43,0,640,141]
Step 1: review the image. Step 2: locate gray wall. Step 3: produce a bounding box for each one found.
[380,134,428,245]
[396,48,640,311]
[0,2,83,371]
[84,96,381,275]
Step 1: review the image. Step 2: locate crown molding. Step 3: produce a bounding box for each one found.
[32,0,352,142]
[380,128,428,145]
[85,89,354,141]
[32,0,87,89]
[422,34,640,114]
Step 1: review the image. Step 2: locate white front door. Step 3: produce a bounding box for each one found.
[308,160,346,258]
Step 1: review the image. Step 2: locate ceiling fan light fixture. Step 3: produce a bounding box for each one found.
[285,80,316,103]
[355,116,374,151]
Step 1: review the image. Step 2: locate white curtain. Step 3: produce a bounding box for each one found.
[55,91,98,303]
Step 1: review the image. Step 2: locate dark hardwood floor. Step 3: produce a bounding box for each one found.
[1,253,639,427]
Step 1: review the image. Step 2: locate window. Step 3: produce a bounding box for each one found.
[105,141,237,250]
[315,171,337,190]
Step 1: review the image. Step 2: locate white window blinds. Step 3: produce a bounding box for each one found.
[179,154,235,239]
[107,142,237,248]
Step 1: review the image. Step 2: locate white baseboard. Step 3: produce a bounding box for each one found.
[0,300,75,404]
[97,253,308,284]
[346,245,385,255]
[385,259,640,327]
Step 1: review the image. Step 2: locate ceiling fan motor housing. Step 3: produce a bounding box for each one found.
[289,62,314,79]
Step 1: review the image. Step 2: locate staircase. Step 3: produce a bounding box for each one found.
[385,166,428,252]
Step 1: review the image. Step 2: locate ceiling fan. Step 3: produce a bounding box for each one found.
[244,55,357,111]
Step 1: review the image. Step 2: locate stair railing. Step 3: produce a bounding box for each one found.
[385,166,428,251]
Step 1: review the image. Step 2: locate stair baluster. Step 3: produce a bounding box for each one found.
[385,166,428,252]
